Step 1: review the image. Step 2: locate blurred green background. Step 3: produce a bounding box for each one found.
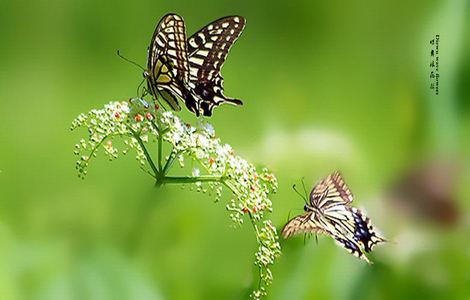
[0,0,469,299]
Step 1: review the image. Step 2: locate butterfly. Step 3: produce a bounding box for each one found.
[144,14,245,116]
[281,171,386,263]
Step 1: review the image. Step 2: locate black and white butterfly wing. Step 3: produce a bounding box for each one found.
[281,213,326,239]
[145,14,191,111]
[308,172,385,263]
[310,171,354,210]
[187,16,245,116]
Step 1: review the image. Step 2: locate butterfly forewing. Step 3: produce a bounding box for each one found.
[146,14,191,111]
[187,16,245,116]
[281,213,327,239]
[310,171,354,209]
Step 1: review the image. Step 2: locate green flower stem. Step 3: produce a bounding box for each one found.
[140,166,157,179]
[162,150,183,175]
[157,124,163,172]
[248,211,261,243]
[86,134,111,162]
[150,119,170,175]
[221,179,240,195]
[130,130,159,177]
[159,175,226,184]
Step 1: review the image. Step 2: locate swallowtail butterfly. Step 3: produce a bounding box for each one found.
[144,14,245,116]
[281,171,386,263]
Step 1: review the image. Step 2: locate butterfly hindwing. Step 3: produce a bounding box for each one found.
[334,235,370,263]
[350,207,386,252]
[187,16,245,116]
[145,14,191,111]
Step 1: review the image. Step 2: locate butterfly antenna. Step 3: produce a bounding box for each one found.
[315,233,318,245]
[292,184,308,204]
[117,50,146,71]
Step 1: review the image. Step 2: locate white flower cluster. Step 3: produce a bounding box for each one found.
[71,99,281,297]
[159,111,278,212]
[71,100,158,178]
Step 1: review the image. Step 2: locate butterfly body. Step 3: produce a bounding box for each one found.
[144,14,245,116]
[282,171,386,263]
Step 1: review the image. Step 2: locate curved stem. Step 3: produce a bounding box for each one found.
[247,211,261,243]
[87,134,111,161]
[83,133,123,166]
[221,179,240,195]
[140,166,157,179]
[130,129,159,178]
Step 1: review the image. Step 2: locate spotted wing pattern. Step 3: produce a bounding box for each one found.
[282,171,386,263]
[145,14,195,112]
[187,16,245,116]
